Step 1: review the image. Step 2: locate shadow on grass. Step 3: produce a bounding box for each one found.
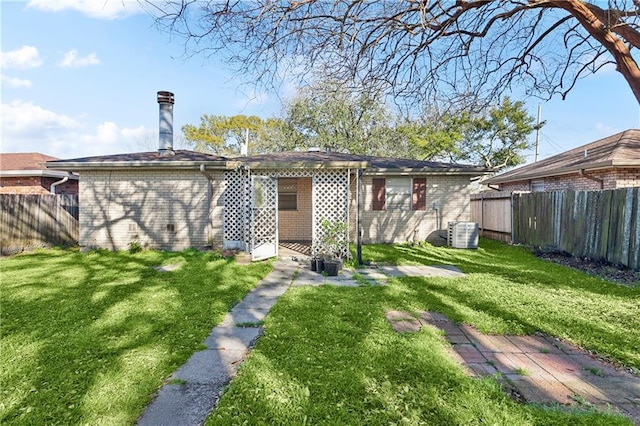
[208,285,628,425]
[357,240,640,371]
[1,248,271,425]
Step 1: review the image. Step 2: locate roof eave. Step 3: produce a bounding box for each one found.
[487,160,639,184]
[0,170,78,179]
[45,161,229,171]
[366,167,489,176]
[230,160,369,169]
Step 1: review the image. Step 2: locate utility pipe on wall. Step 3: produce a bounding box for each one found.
[50,175,69,194]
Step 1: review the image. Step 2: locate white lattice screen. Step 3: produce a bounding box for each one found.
[223,170,250,249]
[223,168,351,257]
[251,176,277,260]
[313,170,350,258]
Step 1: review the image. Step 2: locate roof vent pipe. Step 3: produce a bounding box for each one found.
[157,91,175,156]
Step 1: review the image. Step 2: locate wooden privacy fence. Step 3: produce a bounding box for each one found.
[512,188,640,269]
[470,192,512,242]
[0,194,79,254]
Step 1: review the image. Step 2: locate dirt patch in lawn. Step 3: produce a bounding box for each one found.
[534,250,639,287]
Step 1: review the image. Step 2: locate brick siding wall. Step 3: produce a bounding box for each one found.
[42,177,79,195]
[1,176,48,194]
[0,176,78,194]
[352,174,471,244]
[79,169,224,251]
[499,168,640,192]
[278,177,312,242]
[614,168,640,188]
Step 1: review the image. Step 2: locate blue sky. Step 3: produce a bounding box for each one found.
[1,1,638,163]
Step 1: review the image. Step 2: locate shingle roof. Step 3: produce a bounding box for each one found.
[45,150,229,170]
[45,148,487,175]
[486,129,640,184]
[0,152,58,171]
[236,151,486,173]
[46,150,227,165]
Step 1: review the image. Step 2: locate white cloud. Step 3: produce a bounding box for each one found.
[0,100,151,158]
[0,45,43,69]
[58,49,100,68]
[27,0,142,20]
[1,75,33,88]
[1,100,80,137]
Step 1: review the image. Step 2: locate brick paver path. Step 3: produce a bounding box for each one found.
[386,310,640,424]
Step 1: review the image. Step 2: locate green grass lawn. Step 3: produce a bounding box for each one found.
[0,248,271,425]
[208,240,638,425]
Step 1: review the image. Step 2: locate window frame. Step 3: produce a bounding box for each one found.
[371,177,427,211]
[531,180,545,192]
[278,178,298,211]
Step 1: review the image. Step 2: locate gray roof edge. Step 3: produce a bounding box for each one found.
[0,169,78,179]
[366,167,489,175]
[45,160,229,170]
[229,160,369,169]
[485,160,640,184]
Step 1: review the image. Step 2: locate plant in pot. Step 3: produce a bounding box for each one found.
[320,218,348,276]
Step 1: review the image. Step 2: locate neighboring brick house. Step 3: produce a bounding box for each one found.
[46,150,486,255]
[0,153,78,195]
[485,129,640,192]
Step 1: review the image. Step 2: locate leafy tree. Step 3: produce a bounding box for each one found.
[454,98,542,170]
[150,1,640,106]
[283,81,411,157]
[396,115,463,162]
[182,114,298,155]
[403,98,541,169]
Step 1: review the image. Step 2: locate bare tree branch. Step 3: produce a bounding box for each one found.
[144,0,640,106]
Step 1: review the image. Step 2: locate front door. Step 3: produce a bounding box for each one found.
[251,175,278,261]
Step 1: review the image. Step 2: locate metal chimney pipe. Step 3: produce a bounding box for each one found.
[157,91,175,156]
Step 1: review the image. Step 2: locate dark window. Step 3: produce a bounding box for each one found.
[371,178,386,210]
[278,178,297,210]
[412,178,426,210]
[531,180,545,192]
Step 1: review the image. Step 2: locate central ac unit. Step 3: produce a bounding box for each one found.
[448,222,479,249]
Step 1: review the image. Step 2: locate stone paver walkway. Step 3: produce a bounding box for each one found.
[386,310,640,424]
[138,260,297,426]
[138,256,467,426]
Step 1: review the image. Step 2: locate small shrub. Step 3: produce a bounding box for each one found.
[127,240,143,254]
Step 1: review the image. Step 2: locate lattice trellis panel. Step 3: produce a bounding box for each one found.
[224,167,352,258]
[223,169,250,249]
[255,169,317,178]
[312,170,350,258]
[251,176,278,259]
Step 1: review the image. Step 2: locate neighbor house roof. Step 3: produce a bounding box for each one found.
[232,151,488,175]
[485,129,640,185]
[45,150,229,171]
[1,152,77,179]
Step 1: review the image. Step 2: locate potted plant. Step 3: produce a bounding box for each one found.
[320,218,348,276]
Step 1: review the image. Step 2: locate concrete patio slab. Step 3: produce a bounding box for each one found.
[378,264,466,278]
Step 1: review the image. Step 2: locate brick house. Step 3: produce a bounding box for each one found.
[485,129,640,192]
[0,153,78,195]
[46,150,485,257]
[45,90,486,258]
